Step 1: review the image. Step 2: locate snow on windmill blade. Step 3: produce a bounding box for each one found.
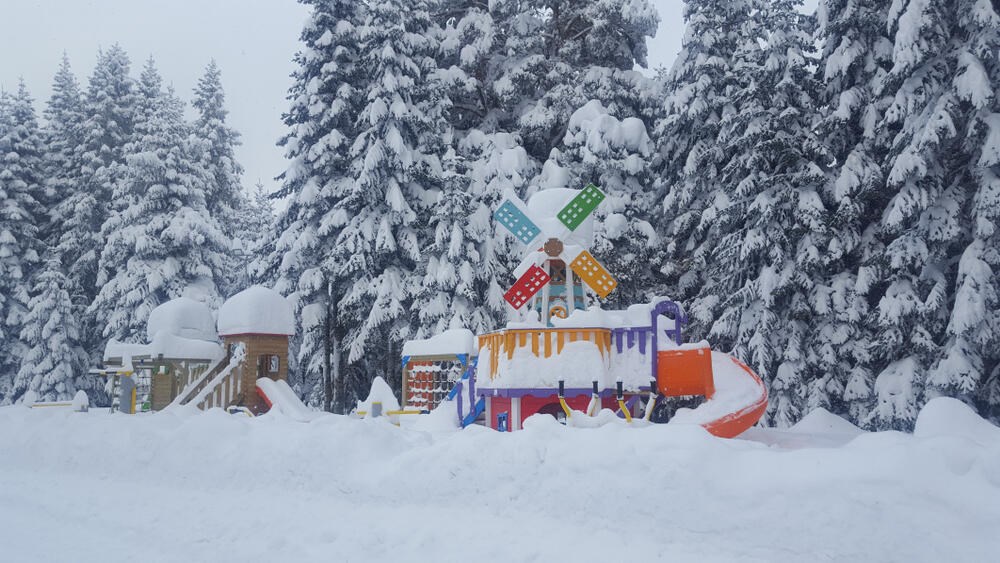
[556,183,605,232]
[494,198,543,246]
[569,250,618,299]
[503,264,551,309]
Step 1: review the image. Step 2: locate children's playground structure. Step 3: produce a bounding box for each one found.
[397,184,768,437]
[95,184,766,437]
[98,286,311,419]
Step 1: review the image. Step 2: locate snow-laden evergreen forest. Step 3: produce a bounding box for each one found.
[1,0,998,431]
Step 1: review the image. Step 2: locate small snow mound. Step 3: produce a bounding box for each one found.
[21,390,38,407]
[411,402,460,432]
[146,297,218,342]
[402,329,476,357]
[914,397,1000,447]
[217,286,294,336]
[790,408,863,436]
[356,376,401,417]
[71,391,89,412]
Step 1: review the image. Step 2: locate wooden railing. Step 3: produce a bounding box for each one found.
[187,344,246,410]
[169,354,228,408]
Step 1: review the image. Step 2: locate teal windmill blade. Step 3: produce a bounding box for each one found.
[557,183,605,231]
[494,199,542,246]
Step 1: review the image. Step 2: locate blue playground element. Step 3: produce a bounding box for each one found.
[464,398,486,428]
[494,201,542,245]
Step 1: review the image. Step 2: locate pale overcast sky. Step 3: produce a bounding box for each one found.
[0,1,812,196]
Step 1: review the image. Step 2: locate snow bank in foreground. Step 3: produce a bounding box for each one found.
[0,402,997,563]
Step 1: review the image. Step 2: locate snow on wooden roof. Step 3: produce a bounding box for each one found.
[217,285,295,336]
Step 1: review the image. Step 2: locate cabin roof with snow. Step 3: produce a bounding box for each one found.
[217,285,295,336]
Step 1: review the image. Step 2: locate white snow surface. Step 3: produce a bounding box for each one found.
[401,328,476,357]
[256,378,315,422]
[104,332,225,362]
[355,376,401,416]
[145,297,218,342]
[525,187,594,248]
[217,285,295,336]
[0,398,998,562]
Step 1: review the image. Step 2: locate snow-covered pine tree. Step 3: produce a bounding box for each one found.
[654,0,751,320]
[925,0,1000,422]
[16,256,90,402]
[41,54,86,248]
[812,0,894,425]
[262,0,367,410]
[230,180,274,291]
[436,0,660,320]
[0,82,47,403]
[192,60,246,296]
[701,0,829,427]
[89,59,227,343]
[413,144,478,337]
[432,1,540,333]
[54,45,137,349]
[330,0,449,402]
[537,99,657,308]
[865,0,970,430]
[513,0,659,164]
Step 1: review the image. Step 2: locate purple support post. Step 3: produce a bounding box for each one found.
[650,300,688,383]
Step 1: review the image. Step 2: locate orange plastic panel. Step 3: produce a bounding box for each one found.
[656,347,715,398]
[701,357,768,438]
[568,250,617,298]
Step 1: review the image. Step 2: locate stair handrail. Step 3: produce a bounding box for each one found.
[168,352,229,408]
[188,344,246,409]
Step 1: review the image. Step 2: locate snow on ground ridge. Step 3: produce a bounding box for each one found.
[0,399,997,562]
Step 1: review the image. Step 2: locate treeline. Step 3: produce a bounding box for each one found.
[263,0,999,430]
[0,47,272,405]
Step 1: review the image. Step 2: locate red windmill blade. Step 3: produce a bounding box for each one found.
[503,265,551,309]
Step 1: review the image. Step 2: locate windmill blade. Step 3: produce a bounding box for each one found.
[494,199,543,246]
[556,183,605,232]
[568,250,617,299]
[503,264,551,309]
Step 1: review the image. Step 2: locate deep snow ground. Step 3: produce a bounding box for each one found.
[1,400,998,563]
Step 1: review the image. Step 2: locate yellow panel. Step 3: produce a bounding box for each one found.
[569,250,618,298]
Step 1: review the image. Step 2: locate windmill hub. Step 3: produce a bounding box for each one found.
[543,238,564,257]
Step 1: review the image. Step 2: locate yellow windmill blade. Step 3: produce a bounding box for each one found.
[568,250,618,299]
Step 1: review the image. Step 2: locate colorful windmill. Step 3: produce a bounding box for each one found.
[494,184,618,323]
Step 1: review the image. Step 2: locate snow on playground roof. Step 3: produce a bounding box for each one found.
[402,328,476,357]
[104,332,225,362]
[217,285,295,336]
[146,297,218,342]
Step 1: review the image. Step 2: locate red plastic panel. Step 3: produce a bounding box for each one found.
[503,265,551,309]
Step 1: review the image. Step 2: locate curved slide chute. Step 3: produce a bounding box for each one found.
[256,378,314,422]
[666,352,768,438]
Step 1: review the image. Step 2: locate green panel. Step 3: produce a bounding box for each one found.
[557,183,605,231]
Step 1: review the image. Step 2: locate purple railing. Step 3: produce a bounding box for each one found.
[610,326,655,355]
[650,300,688,382]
